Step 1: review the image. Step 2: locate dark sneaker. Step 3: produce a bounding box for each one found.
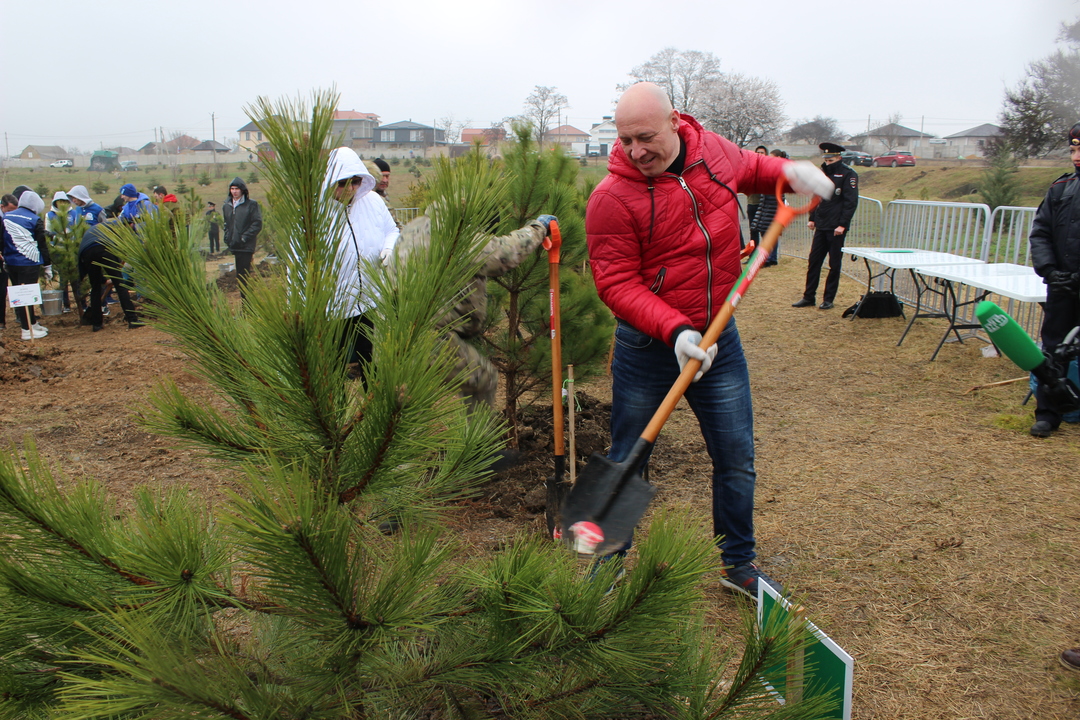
[1030,420,1056,438]
[377,517,402,536]
[1061,647,1080,672]
[720,562,783,599]
[791,298,815,308]
[819,301,835,310]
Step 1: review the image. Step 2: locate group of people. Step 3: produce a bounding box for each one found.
[1,183,158,336]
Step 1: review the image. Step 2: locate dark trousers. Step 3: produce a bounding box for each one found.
[1035,288,1080,426]
[7,265,41,329]
[802,227,846,303]
[80,245,137,327]
[344,311,375,367]
[209,228,220,254]
[234,251,253,300]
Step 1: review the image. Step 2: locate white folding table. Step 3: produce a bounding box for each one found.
[911,263,1046,361]
[843,248,987,347]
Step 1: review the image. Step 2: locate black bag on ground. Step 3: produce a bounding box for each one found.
[842,291,904,318]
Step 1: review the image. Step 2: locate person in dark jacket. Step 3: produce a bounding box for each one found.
[1028,122,1080,438]
[751,149,789,267]
[2,190,52,339]
[205,201,221,254]
[222,177,262,298]
[792,142,859,310]
[77,220,142,331]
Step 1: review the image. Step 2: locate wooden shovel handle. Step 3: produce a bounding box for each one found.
[640,178,819,443]
[547,220,564,456]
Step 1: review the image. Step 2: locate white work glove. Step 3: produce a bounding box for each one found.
[379,247,393,266]
[783,161,834,200]
[674,329,718,382]
[43,265,54,281]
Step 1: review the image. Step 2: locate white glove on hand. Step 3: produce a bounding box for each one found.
[379,248,392,266]
[784,161,834,200]
[43,265,54,281]
[674,329,718,382]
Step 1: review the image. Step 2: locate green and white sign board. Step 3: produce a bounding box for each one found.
[757,583,853,719]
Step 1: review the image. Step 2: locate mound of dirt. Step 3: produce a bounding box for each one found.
[0,342,67,383]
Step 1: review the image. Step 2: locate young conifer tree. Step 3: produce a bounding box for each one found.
[0,91,829,720]
[484,123,614,432]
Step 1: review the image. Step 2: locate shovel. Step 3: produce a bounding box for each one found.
[543,219,566,538]
[561,178,819,555]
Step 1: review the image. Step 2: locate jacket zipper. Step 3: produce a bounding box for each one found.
[649,267,667,293]
[674,173,714,321]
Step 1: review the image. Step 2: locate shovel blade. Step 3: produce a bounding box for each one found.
[561,451,657,555]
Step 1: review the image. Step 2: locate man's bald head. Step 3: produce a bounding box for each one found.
[614,82,681,177]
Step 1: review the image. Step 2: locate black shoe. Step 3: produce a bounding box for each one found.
[763,260,778,267]
[92,325,103,332]
[1030,420,1056,438]
[489,448,523,473]
[791,298,815,308]
[377,517,402,536]
[819,301,834,310]
[128,320,145,329]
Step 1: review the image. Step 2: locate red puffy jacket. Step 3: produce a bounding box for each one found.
[586,114,790,345]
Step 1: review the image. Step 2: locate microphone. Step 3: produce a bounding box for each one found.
[976,301,1080,412]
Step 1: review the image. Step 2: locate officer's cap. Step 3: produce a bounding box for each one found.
[819,142,846,156]
[1070,122,1080,146]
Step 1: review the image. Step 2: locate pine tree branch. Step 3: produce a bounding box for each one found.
[337,387,405,504]
[705,632,777,720]
[150,677,254,720]
[288,526,371,630]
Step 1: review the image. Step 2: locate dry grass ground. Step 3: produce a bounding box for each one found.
[1,254,1079,718]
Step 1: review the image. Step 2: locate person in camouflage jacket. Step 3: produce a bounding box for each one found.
[390,213,555,411]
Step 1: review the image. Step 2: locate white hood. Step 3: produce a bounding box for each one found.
[325,147,376,198]
[52,191,69,209]
[18,190,45,215]
[67,185,92,204]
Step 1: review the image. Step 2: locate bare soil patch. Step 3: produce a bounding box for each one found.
[2,258,1079,718]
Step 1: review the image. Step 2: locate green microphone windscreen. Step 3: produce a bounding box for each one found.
[975,301,1045,371]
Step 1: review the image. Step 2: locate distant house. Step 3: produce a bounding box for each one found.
[461,127,506,146]
[543,124,590,148]
[18,145,67,160]
[191,140,231,155]
[332,110,380,149]
[590,117,616,147]
[106,146,138,156]
[371,121,445,150]
[943,123,1002,159]
[847,123,935,156]
[237,121,265,154]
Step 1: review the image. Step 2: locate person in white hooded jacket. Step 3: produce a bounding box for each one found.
[324,147,400,374]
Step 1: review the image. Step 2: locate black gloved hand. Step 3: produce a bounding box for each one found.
[1046,270,1080,291]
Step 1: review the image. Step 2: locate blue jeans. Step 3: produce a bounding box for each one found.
[608,319,758,566]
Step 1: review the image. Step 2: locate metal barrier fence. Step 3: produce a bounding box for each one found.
[741,194,1045,339]
[394,207,420,225]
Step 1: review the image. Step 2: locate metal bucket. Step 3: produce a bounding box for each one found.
[41,289,64,316]
[218,263,235,278]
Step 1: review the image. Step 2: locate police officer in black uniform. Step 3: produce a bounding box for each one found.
[792,142,859,309]
[1028,122,1080,439]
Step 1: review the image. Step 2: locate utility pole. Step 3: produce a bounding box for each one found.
[211,112,218,167]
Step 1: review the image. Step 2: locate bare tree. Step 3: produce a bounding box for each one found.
[696,73,785,148]
[522,86,569,148]
[621,47,722,115]
[871,112,907,151]
[786,116,844,145]
[437,114,470,145]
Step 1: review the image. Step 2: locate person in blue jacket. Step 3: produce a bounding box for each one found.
[2,190,52,339]
[67,185,105,226]
[118,183,156,223]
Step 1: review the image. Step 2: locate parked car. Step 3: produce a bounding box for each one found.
[49,159,73,168]
[872,151,916,167]
[120,160,139,171]
[840,150,873,167]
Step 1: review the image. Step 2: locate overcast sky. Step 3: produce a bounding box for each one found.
[1,0,1073,154]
